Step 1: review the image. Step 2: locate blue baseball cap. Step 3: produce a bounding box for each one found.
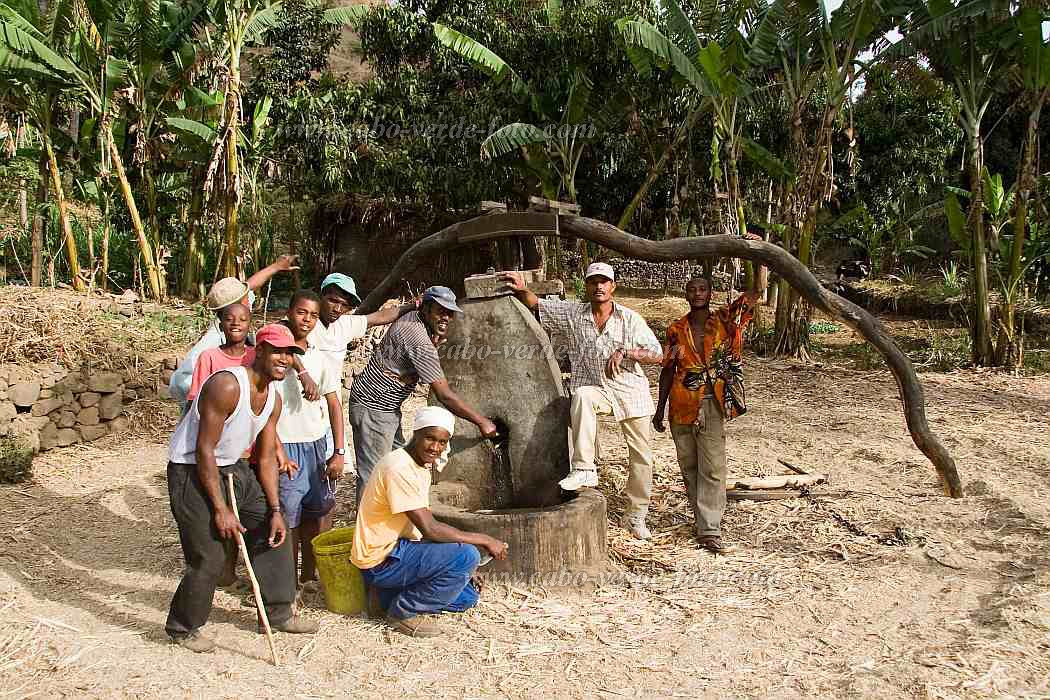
[422,286,463,313]
[320,273,361,305]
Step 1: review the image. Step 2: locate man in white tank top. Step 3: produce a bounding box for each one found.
[166,323,319,653]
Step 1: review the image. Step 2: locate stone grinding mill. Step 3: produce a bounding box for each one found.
[429,272,609,582]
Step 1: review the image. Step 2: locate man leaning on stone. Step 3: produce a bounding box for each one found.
[502,263,663,540]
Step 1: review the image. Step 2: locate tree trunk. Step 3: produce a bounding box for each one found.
[966,129,993,365]
[31,153,47,287]
[42,132,84,291]
[100,205,110,293]
[995,92,1045,368]
[223,65,242,279]
[181,170,204,299]
[109,137,162,299]
[358,212,964,498]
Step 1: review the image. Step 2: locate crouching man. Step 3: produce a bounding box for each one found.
[165,324,318,653]
[351,406,508,638]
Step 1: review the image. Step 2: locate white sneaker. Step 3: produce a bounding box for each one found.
[559,469,598,490]
[626,515,652,540]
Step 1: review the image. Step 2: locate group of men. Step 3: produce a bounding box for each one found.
[164,251,757,648]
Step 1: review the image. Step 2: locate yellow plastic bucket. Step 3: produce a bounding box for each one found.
[311,527,366,615]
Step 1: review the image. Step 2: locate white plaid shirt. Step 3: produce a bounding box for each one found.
[538,299,661,420]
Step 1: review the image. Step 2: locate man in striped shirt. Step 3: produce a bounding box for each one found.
[348,286,497,505]
[503,263,663,540]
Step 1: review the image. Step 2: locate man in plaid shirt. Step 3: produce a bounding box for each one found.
[502,263,663,539]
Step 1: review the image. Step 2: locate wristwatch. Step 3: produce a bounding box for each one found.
[334,448,346,456]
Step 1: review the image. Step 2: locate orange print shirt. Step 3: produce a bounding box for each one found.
[662,294,754,425]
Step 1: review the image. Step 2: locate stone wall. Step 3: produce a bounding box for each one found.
[0,363,137,453]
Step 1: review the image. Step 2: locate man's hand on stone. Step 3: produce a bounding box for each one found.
[215,507,245,540]
[498,271,526,292]
[478,417,498,439]
[268,512,287,548]
[325,453,345,480]
[484,537,509,560]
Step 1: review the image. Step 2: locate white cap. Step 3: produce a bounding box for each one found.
[584,262,615,281]
[413,406,456,436]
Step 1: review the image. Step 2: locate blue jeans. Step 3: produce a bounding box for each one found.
[361,539,481,620]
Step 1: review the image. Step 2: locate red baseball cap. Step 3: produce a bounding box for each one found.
[254,323,305,354]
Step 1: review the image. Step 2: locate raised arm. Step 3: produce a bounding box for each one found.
[194,374,246,540]
[245,254,300,294]
[363,299,419,328]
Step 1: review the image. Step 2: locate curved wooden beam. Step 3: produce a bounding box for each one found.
[359,212,964,498]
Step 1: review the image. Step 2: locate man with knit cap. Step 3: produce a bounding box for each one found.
[352,406,509,638]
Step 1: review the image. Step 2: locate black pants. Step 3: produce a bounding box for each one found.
[165,460,295,638]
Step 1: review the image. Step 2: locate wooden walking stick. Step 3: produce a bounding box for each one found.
[226,473,280,666]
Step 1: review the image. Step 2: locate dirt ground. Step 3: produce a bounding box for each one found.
[2,294,1049,699]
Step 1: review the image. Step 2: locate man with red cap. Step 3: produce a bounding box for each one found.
[165,323,318,653]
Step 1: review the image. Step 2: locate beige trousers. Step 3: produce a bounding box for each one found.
[570,386,653,517]
[670,398,727,537]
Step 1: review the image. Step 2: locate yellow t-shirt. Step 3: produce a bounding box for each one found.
[351,448,431,569]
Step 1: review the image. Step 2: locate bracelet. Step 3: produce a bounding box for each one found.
[297,369,310,378]
[267,504,282,515]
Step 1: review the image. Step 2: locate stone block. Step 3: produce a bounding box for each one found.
[62,372,87,393]
[40,387,55,399]
[432,294,569,509]
[88,372,122,394]
[38,421,59,450]
[123,388,139,401]
[41,374,56,389]
[76,406,100,426]
[0,377,8,392]
[10,382,41,408]
[98,392,123,420]
[56,428,79,447]
[0,401,15,425]
[31,398,65,417]
[58,411,77,428]
[11,415,48,436]
[463,268,544,300]
[60,391,75,408]
[79,392,101,408]
[79,424,108,442]
[107,416,130,434]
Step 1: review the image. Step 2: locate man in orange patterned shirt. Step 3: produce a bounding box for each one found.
[654,277,757,554]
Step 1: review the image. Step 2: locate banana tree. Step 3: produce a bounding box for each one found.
[433,19,625,271]
[433,23,616,206]
[892,0,1017,365]
[201,0,282,278]
[997,4,1049,367]
[0,1,86,289]
[617,0,775,239]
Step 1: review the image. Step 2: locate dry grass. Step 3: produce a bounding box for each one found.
[0,286,205,375]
